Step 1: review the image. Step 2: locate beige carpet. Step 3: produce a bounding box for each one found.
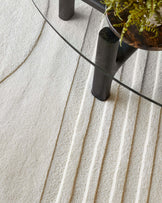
[0,0,162,202]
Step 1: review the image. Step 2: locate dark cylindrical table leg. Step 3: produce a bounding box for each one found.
[92,27,120,101]
[59,0,75,20]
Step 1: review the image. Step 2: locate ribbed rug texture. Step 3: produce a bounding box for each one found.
[0,0,161,202]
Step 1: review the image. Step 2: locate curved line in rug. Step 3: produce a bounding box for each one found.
[0,0,49,85]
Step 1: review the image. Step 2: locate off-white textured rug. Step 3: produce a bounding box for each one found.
[0,0,161,202]
[0,0,48,82]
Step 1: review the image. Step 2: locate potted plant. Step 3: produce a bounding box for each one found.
[103,0,162,49]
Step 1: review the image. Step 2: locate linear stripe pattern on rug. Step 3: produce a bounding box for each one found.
[40,7,162,203]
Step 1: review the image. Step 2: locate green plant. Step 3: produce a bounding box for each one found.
[103,0,162,43]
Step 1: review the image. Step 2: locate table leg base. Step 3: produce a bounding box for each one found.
[92,27,136,101]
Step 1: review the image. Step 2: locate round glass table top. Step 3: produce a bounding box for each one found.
[32,0,162,107]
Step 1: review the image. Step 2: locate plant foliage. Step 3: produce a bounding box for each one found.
[103,0,162,42]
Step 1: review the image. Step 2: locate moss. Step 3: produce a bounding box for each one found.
[103,0,162,43]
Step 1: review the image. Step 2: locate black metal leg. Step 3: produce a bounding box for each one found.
[92,27,136,101]
[92,27,119,101]
[82,0,105,13]
[59,0,75,20]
